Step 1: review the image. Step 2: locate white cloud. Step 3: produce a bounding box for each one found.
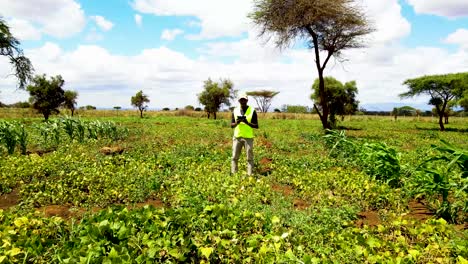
[406,0,468,18]
[6,18,42,41]
[444,29,468,49]
[132,0,252,39]
[161,29,184,41]
[1,38,467,110]
[0,0,86,38]
[364,0,412,44]
[135,14,143,27]
[91,16,114,31]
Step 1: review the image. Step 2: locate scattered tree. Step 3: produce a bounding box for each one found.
[282,105,309,114]
[249,0,374,129]
[0,18,34,89]
[311,77,359,127]
[401,72,468,131]
[131,90,150,118]
[198,78,234,119]
[391,106,417,121]
[113,106,121,110]
[162,107,170,111]
[27,74,66,121]
[63,90,78,116]
[247,90,280,113]
[184,105,195,111]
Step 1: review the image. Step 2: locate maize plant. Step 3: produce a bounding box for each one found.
[0,122,18,154]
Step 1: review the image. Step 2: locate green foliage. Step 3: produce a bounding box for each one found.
[63,90,78,116]
[0,17,34,89]
[131,90,150,118]
[281,105,309,113]
[27,74,66,121]
[0,117,467,262]
[409,140,468,223]
[198,78,235,119]
[311,77,359,127]
[323,130,401,186]
[401,72,468,130]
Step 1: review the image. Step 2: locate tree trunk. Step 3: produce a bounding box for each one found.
[438,114,445,131]
[71,109,75,117]
[444,115,449,124]
[214,112,217,120]
[140,109,143,118]
[318,72,331,129]
[207,112,210,119]
[44,112,49,121]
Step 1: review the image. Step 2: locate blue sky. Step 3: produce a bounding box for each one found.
[1,0,468,110]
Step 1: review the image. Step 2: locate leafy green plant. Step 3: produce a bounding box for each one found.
[0,121,18,154]
[360,142,401,187]
[409,140,468,223]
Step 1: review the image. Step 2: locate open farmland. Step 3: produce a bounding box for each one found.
[0,113,467,263]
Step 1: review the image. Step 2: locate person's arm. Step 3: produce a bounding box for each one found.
[231,112,238,128]
[246,111,259,129]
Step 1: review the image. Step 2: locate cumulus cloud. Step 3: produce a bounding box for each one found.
[161,29,184,41]
[90,15,114,31]
[6,18,42,41]
[135,14,143,27]
[0,0,86,38]
[132,0,252,39]
[407,0,468,18]
[2,38,467,110]
[444,29,468,49]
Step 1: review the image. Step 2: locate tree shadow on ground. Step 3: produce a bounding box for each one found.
[415,127,468,133]
[336,126,363,131]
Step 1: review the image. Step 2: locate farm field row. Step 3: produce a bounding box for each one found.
[0,116,467,263]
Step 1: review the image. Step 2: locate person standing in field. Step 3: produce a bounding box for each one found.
[231,92,259,175]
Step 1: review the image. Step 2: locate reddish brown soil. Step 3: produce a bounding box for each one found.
[405,200,433,221]
[356,211,381,227]
[0,189,20,209]
[133,198,164,209]
[258,139,272,149]
[271,183,294,196]
[99,146,125,155]
[38,205,73,218]
[259,157,273,175]
[293,199,310,210]
[26,149,55,156]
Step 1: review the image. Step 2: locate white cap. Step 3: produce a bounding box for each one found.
[239,92,248,100]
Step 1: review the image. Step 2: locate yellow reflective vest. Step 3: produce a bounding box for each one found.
[234,106,254,138]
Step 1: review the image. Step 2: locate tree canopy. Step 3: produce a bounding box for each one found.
[247,90,279,113]
[0,17,34,89]
[198,78,235,119]
[27,74,66,121]
[400,72,468,131]
[250,0,373,129]
[63,90,78,117]
[311,77,359,127]
[131,90,150,118]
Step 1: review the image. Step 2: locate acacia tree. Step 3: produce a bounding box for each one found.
[198,78,234,119]
[247,90,279,113]
[27,74,66,121]
[0,18,34,89]
[401,72,468,131]
[131,90,150,118]
[63,90,78,116]
[311,77,359,127]
[250,0,373,129]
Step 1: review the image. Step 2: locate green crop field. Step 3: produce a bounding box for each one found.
[0,113,467,263]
